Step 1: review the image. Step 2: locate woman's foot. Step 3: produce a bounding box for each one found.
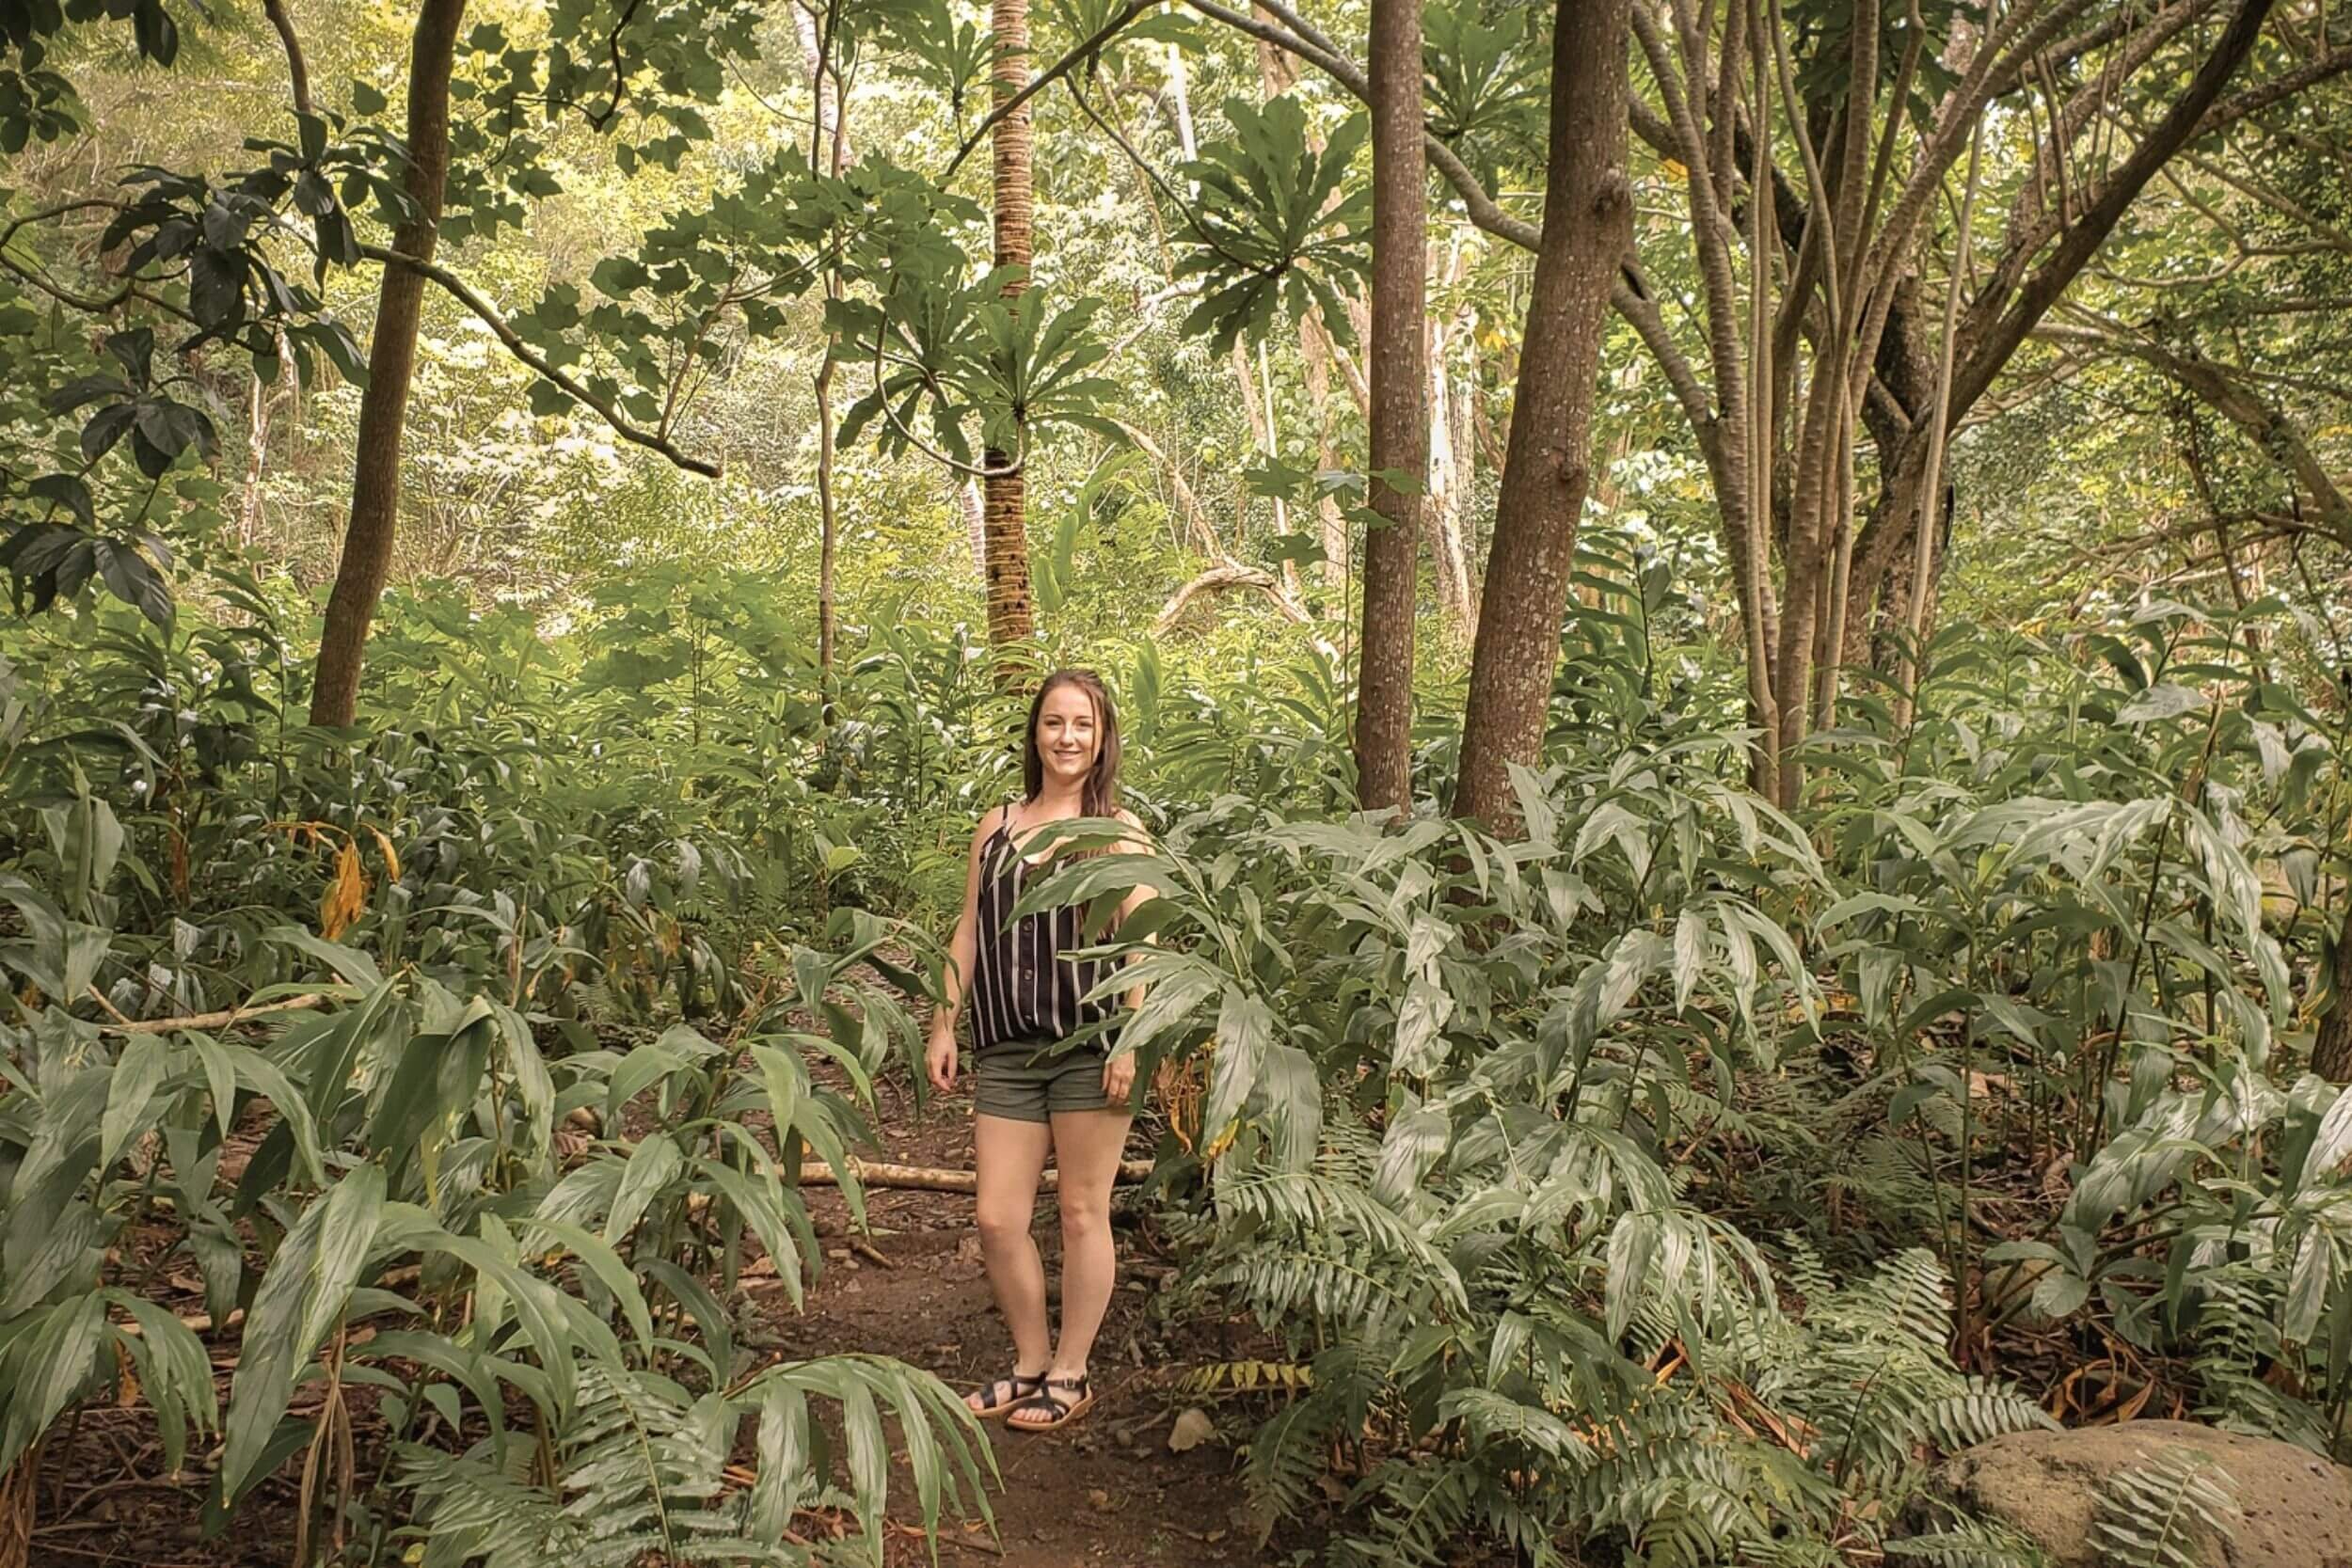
[966,1370,1047,1418]
[1007,1370,1093,1433]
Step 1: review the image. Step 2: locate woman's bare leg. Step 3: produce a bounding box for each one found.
[1035,1107,1132,1386]
[970,1113,1054,1410]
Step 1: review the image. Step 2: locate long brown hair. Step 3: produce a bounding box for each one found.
[1022,668,1122,818]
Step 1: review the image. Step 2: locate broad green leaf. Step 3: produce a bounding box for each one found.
[101,1035,169,1171]
[604,1132,683,1245]
[0,1293,107,1471]
[220,1163,386,1501]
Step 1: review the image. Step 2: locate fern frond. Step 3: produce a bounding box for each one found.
[2088,1447,2241,1568]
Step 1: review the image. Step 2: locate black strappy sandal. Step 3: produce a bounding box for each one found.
[966,1370,1045,1419]
[1008,1371,1093,1433]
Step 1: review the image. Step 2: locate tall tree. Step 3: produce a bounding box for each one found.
[799,2,854,688]
[984,0,1039,651]
[1354,0,1428,815]
[1451,0,1634,832]
[309,0,468,727]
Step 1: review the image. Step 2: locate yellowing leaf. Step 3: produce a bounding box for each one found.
[366,826,401,884]
[320,839,367,941]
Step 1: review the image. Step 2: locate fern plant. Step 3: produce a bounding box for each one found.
[2087,1447,2242,1568]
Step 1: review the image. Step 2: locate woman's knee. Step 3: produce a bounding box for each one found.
[976,1202,1034,1249]
[1057,1188,1111,1240]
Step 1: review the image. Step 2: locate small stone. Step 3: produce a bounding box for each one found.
[1113,1428,1134,1449]
[1168,1407,1216,1453]
[825,1248,850,1261]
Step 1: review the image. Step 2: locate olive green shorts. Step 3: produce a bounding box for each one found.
[972,1042,1126,1123]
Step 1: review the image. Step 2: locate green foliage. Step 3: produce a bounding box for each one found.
[1174,95,1372,356]
[2088,1447,2243,1568]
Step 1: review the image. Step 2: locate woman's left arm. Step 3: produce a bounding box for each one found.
[1103,810,1156,1103]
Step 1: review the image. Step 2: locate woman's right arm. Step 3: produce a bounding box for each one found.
[927,808,998,1090]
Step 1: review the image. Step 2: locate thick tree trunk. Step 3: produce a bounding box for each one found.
[984,0,1037,651]
[308,0,468,727]
[1354,0,1428,816]
[1452,0,1632,833]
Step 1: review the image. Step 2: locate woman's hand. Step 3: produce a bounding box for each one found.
[926,1022,959,1094]
[1101,1050,1136,1106]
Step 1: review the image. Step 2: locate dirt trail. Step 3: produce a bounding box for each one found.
[759,1072,1260,1568]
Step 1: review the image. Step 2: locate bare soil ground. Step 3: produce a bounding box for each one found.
[762,1069,1265,1568]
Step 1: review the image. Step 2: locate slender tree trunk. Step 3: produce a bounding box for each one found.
[800,5,851,691]
[1164,33,1199,159]
[1232,337,1277,554]
[1450,356,1475,593]
[2315,895,2352,1083]
[951,474,987,572]
[1426,233,1478,632]
[1259,26,1349,594]
[240,367,269,548]
[308,0,468,727]
[815,359,839,678]
[984,0,1037,652]
[1298,313,1349,589]
[1354,0,1428,816]
[1452,0,1633,833]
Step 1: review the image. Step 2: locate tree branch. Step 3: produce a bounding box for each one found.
[262,0,314,119]
[360,242,723,477]
[1948,0,2279,421]
[2042,320,2352,546]
[946,0,1157,177]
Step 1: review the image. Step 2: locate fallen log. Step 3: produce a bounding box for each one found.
[100,993,330,1036]
[795,1158,1154,1194]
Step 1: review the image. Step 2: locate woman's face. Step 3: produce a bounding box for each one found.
[1034,683,1101,787]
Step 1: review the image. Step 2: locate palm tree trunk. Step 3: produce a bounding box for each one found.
[984,0,1037,653]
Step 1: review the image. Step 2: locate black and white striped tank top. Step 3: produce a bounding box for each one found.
[969,808,1114,1054]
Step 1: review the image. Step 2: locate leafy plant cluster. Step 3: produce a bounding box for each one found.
[993,555,2352,1562]
[0,783,987,1562]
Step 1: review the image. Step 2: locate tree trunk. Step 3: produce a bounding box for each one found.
[1452,0,1632,833]
[239,366,269,548]
[984,0,1037,652]
[308,0,468,727]
[815,358,839,681]
[1426,233,1478,632]
[1298,313,1349,589]
[1354,0,1428,816]
[951,474,987,573]
[2316,895,2352,1083]
[799,5,851,692]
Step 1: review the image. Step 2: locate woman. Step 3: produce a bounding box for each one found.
[925,668,1151,1433]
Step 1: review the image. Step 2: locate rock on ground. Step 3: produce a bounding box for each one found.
[1929,1420,2352,1568]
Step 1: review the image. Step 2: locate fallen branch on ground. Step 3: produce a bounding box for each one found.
[98,993,329,1036]
[796,1158,1154,1193]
